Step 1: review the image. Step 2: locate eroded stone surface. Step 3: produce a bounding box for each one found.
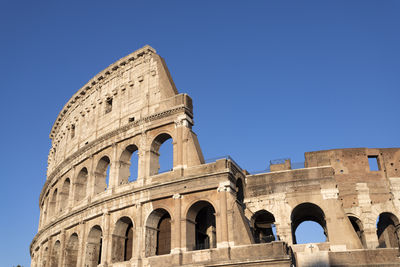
[31,46,400,267]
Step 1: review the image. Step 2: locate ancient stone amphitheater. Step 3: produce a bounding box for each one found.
[31,46,400,267]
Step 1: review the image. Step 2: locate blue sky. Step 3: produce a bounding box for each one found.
[1,1,399,265]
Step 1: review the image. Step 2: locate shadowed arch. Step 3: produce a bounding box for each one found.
[74,167,88,202]
[377,212,400,248]
[112,216,134,262]
[187,201,216,250]
[348,215,366,248]
[85,225,103,266]
[145,208,172,256]
[59,178,70,212]
[94,156,111,194]
[251,210,276,243]
[65,233,79,267]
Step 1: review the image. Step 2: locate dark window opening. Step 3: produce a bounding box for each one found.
[105,98,113,114]
[129,117,135,122]
[71,124,75,139]
[368,156,380,171]
[252,210,276,243]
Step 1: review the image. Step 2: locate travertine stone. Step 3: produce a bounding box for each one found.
[31,46,400,267]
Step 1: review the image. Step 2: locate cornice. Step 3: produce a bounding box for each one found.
[40,105,192,205]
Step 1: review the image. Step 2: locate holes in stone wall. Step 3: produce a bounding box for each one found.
[105,98,113,114]
[70,124,75,139]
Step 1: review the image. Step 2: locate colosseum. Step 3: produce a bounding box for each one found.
[31,45,400,267]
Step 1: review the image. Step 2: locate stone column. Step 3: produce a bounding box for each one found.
[109,143,119,190]
[59,230,66,267]
[217,181,232,248]
[101,211,111,265]
[76,221,86,267]
[171,193,183,265]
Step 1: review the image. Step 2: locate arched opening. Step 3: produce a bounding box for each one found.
[291,202,327,244]
[252,210,276,243]
[94,156,111,194]
[49,189,58,218]
[187,201,216,250]
[74,168,88,202]
[85,225,103,266]
[119,144,139,184]
[50,240,60,267]
[65,233,79,267]
[145,208,171,256]
[348,216,366,248]
[377,212,400,248]
[150,133,173,175]
[59,178,70,212]
[236,178,244,203]
[112,216,134,262]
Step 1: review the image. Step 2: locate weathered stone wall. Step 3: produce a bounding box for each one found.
[31,46,400,267]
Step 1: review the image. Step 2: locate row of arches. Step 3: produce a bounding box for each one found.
[41,133,174,225]
[251,203,400,248]
[35,200,217,267]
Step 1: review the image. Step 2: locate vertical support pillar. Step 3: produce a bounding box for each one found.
[59,230,66,267]
[76,221,86,267]
[102,211,111,265]
[109,143,119,190]
[137,133,147,186]
[217,181,231,248]
[88,156,95,199]
[171,193,183,265]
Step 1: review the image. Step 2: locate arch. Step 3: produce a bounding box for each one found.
[65,233,79,267]
[236,178,244,203]
[74,167,88,202]
[145,208,172,256]
[112,216,134,262]
[42,246,49,267]
[50,240,60,267]
[348,215,366,248]
[84,225,103,266]
[119,144,139,184]
[186,201,216,250]
[59,178,70,212]
[251,210,276,243]
[94,156,111,194]
[49,189,58,218]
[150,133,174,175]
[291,202,327,244]
[377,212,400,248]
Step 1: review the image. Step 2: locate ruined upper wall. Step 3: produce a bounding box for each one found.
[47,45,185,175]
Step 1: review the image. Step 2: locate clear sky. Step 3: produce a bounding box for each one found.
[1,1,399,266]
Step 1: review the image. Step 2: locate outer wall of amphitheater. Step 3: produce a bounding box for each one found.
[31,46,400,267]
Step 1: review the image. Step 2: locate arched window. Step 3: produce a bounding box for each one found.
[65,233,79,267]
[236,178,244,203]
[85,225,103,266]
[49,189,58,218]
[145,209,171,256]
[112,217,134,262]
[377,212,400,248]
[59,178,70,212]
[50,240,60,267]
[94,156,111,194]
[119,145,139,184]
[348,215,366,248]
[187,201,216,250]
[291,202,327,244]
[150,133,173,175]
[252,210,276,243]
[74,168,88,202]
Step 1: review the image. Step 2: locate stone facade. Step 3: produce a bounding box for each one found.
[31,46,400,267]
